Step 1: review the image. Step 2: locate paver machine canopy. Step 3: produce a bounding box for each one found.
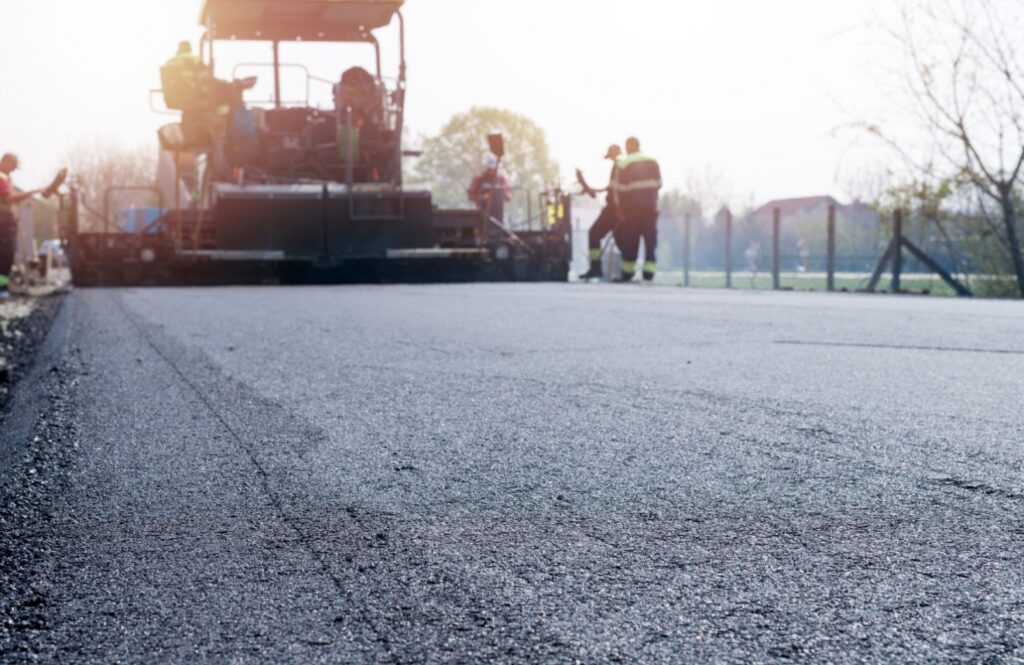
[201,0,404,38]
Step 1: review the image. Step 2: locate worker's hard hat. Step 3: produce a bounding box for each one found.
[484,153,499,170]
[604,145,622,160]
[177,41,193,55]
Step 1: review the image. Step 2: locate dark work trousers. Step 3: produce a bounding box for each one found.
[483,194,505,225]
[617,208,659,278]
[639,209,659,278]
[587,204,621,260]
[0,211,16,286]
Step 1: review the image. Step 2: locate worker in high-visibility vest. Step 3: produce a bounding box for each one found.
[612,137,662,282]
[161,41,207,111]
[0,153,44,299]
[577,144,622,280]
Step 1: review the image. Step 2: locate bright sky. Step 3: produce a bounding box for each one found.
[0,0,901,205]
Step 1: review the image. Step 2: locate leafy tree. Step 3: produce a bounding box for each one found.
[412,107,559,225]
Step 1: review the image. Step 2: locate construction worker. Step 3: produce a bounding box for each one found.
[161,41,207,110]
[0,154,44,299]
[469,153,512,224]
[577,144,622,280]
[612,137,662,282]
[161,41,217,149]
[162,41,257,152]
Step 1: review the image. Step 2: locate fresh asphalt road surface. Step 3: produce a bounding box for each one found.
[6,285,1024,662]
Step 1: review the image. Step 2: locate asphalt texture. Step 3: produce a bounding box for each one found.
[0,295,63,411]
[2,284,1023,663]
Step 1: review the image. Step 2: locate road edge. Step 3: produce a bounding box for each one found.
[0,293,74,480]
[0,292,81,659]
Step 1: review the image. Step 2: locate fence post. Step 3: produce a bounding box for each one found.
[772,207,781,290]
[683,213,691,287]
[725,209,733,288]
[892,209,903,293]
[827,204,836,292]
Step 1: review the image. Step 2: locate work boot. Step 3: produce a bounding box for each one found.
[579,261,603,281]
[613,272,636,283]
[642,272,655,283]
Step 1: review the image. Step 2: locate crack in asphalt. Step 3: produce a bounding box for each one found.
[932,476,1024,502]
[775,339,1024,355]
[111,293,393,650]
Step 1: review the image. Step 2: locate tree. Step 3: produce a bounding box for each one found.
[871,0,1024,296]
[64,139,158,229]
[411,107,559,226]
[674,166,738,270]
[876,176,1021,296]
[685,165,731,222]
[658,190,702,269]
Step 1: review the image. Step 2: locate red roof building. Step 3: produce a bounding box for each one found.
[751,196,841,226]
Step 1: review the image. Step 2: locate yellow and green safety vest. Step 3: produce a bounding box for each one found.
[613,152,662,212]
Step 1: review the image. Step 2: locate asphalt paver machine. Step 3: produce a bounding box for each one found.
[66,0,571,285]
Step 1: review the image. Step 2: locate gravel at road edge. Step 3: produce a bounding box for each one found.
[0,293,77,661]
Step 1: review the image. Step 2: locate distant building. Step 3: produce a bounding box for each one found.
[751,196,836,226]
[745,196,884,272]
[750,195,879,230]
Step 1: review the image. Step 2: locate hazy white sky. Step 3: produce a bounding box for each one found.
[0,0,901,205]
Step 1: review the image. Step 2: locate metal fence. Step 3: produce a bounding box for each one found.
[572,204,974,296]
